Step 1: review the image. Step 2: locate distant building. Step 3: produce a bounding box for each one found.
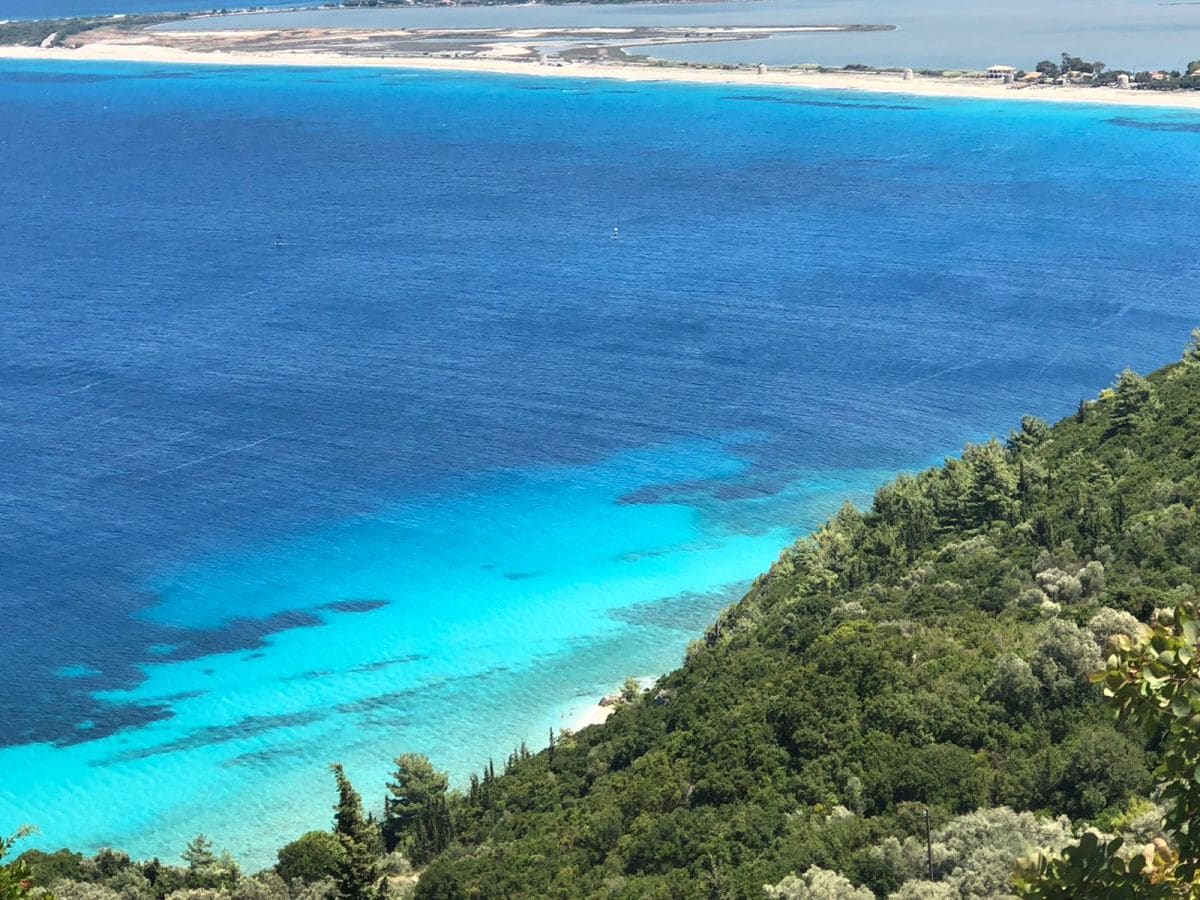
[986,65,1017,80]
[757,64,767,75]
[902,68,914,80]
[1116,73,1131,89]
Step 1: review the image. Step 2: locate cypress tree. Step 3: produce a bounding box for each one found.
[329,763,381,900]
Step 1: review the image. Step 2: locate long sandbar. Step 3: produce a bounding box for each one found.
[4,41,1200,110]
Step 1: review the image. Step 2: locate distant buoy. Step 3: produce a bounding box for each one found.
[612,226,620,239]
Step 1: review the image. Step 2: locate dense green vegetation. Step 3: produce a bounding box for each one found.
[5,330,1199,898]
[1015,605,1200,897]
[408,331,1200,896]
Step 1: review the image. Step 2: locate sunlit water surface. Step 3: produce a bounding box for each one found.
[2,60,1199,867]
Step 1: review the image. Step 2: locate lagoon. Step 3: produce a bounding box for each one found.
[158,0,1200,70]
[0,0,300,21]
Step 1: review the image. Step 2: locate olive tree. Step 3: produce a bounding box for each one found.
[1016,604,1200,896]
[764,866,874,899]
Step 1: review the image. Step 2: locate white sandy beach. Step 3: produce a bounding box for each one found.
[4,40,1200,110]
[562,675,660,732]
[569,701,617,731]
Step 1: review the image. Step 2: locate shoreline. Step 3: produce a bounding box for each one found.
[4,42,1200,109]
[569,700,617,731]
[562,675,659,733]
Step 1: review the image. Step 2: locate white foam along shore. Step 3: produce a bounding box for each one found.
[5,40,1200,110]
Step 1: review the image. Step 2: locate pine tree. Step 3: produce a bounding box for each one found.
[382,754,452,865]
[1107,369,1158,435]
[182,835,215,870]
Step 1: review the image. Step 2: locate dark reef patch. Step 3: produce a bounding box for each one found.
[321,598,389,614]
[618,478,716,505]
[335,666,511,715]
[285,654,426,683]
[132,71,198,80]
[153,609,326,663]
[93,710,328,766]
[336,687,424,714]
[222,743,313,768]
[1109,116,1200,133]
[156,689,209,705]
[502,571,541,581]
[619,476,783,506]
[48,702,175,749]
[287,668,335,681]
[618,544,692,563]
[608,582,749,631]
[713,481,786,502]
[0,72,119,84]
[725,94,924,111]
[351,654,427,673]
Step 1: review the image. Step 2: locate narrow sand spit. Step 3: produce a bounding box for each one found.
[5,40,1200,110]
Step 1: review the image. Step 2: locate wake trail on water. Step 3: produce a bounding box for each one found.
[112,430,197,463]
[141,432,290,480]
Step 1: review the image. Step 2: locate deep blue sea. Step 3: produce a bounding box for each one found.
[2,59,1199,868]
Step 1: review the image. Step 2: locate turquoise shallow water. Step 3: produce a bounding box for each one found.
[2,60,1200,868]
[8,438,883,866]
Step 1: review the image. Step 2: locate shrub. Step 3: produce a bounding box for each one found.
[275,833,345,886]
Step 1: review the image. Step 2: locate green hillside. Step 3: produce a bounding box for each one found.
[412,332,1200,897]
[8,331,1199,899]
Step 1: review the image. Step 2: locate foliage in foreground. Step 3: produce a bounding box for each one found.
[1015,603,1200,897]
[2,830,42,900]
